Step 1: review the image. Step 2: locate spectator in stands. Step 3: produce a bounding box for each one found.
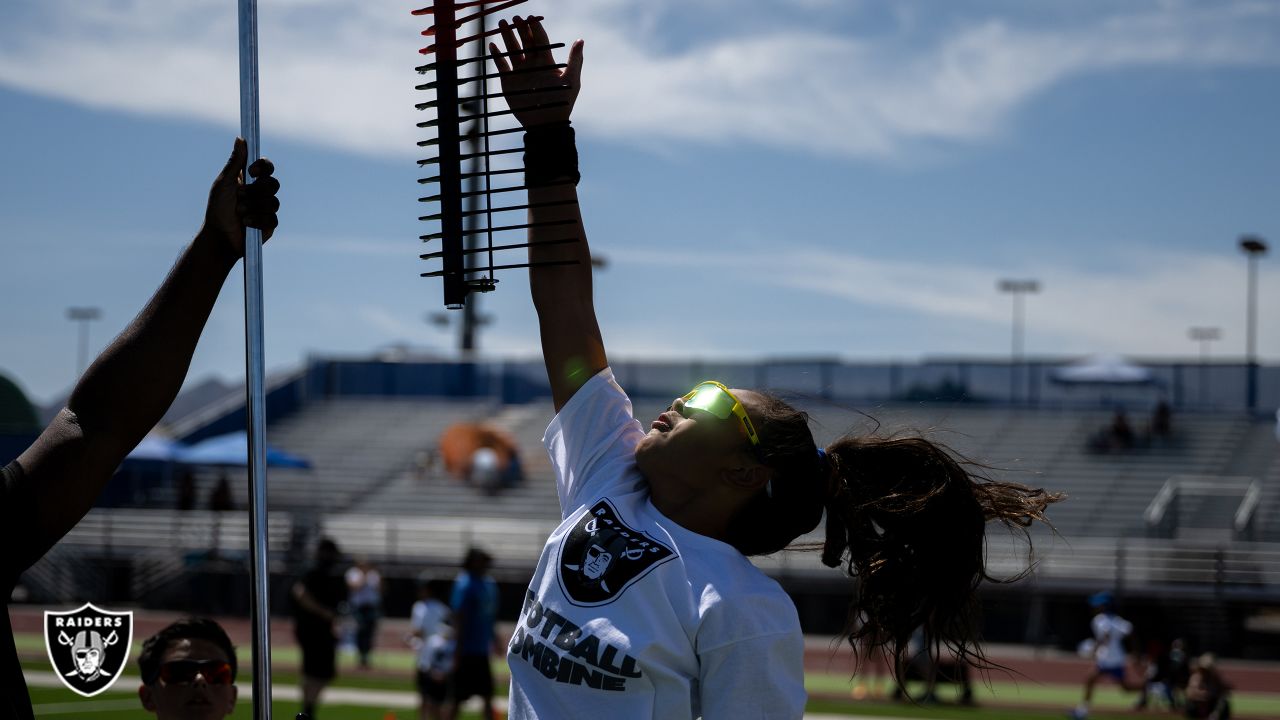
[209,472,234,511]
[292,537,347,720]
[177,470,198,511]
[1151,400,1173,440]
[0,138,277,720]
[137,617,239,720]
[449,548,498,720]
[1073,591,1139,719]
[487,16,1059,718]
[468,445,502,496]
[1185,653,1231,720]
[345,556,384,669]
[1111,409,1136,450]
[409,574,453,720]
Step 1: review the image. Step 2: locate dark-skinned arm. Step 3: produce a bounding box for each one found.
[12,138,280,570]
[491,16,603,412]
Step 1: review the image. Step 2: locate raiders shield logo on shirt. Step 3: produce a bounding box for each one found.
[558,499,676,606]
[44,603,133,697]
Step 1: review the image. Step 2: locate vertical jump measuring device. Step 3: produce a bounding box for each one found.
[237,0,273,718]
[414,0,580,309]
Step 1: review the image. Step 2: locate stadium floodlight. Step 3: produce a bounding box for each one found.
[65,306,101,378]
[1239,235,1268,412]
[1188,326,1221,407]
[997,279,1041,403]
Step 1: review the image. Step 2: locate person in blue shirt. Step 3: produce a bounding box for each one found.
[449,548,498,719]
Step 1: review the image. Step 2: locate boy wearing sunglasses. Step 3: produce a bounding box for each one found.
[137,618,238,720]
[489,14,1059,720]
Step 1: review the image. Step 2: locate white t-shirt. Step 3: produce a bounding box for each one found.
[421,633,456,676]
[1091,612,1132,669]
[346,567,382,608]
[506,368,806,720]
[411,598,451,671]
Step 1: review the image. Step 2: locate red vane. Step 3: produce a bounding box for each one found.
[412,0,520,15]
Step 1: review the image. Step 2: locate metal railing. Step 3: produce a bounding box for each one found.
[25,509,1280,601]
[1146,475,1261,539]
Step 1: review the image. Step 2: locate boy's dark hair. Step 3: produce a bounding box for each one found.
[725,393,1062,681]
[138,617,238,685]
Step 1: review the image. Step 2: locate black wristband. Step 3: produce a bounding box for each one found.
[523,123,580,187]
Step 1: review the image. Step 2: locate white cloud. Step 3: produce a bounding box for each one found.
[607,242,1280,359]
[0,1,1277,160]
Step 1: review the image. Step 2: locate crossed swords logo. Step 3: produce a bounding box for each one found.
[56,629,120,682]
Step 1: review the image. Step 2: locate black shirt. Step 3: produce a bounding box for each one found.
[293,565,345,638]
[2,460,36,720]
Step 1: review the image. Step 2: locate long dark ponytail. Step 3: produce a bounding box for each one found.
[724,393,1062,678]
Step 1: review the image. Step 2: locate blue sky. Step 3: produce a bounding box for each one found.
[2,0,1279,405]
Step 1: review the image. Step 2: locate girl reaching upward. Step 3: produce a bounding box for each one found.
[488,15,1060,719]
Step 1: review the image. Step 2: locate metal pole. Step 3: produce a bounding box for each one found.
[1189,327,1220,408]
[77,321,90,377]
[1239,236,1267,413]
[1246,253,1258,410]
[998,280,1039,405]
[66,307,101,378]
[1201,338,1209,407]
[1012,290,1024,402]
[237,1,272,717]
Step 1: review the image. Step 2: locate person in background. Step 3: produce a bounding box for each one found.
[1073,591,1139,719]
[409,575,454,720]
[137,617,239,720]
[177,470,198,511]
[292,538,347,720]
[1135,637,1190,711]
[209,472,234,511]
[0,138,278,720]
[1151,400,1173,439]
[345,557,384,669]
[1185,653,1231,720]
[449,548,498,720]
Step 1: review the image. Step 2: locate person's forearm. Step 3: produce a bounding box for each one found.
[16,230,236,559]
[69,230,236,450]
[527,182,591,312]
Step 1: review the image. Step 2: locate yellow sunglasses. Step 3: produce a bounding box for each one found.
[681,381,761,447]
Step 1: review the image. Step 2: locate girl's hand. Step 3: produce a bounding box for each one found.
[489,15,583,128]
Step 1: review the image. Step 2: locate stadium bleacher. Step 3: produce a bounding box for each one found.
[15,356,1280,655]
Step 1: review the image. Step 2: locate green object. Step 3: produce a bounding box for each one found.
[0,372,37,433]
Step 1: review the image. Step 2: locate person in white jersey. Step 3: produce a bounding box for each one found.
[486,15,1061,719]
[1072,591,1137,719]
[408,575,453,720]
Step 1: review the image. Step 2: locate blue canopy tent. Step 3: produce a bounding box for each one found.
[126,433,186,461]
[175,431,311,469]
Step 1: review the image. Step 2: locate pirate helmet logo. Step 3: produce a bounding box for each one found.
[44,603,133,697]
[558,499,676,606]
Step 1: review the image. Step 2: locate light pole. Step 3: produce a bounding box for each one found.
[66,306,101,377]
[1240,235,1267,412]
[998,279,1040,403]
[1188,326,1221,407]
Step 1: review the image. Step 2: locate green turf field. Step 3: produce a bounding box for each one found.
[19,632,1280,719]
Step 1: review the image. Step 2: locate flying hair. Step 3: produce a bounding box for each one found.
[724,392,1063,682]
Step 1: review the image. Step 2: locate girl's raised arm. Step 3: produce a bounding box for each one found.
[490,16,601,411]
